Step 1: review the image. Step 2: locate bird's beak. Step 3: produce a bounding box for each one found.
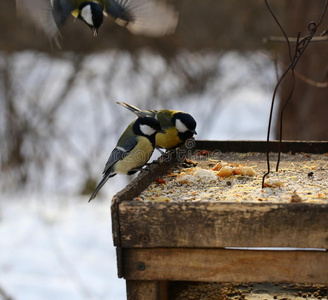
[192,130,197,135]
[159,129,166,134]
[92,27,98,37]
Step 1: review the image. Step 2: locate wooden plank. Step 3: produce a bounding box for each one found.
[126,280,168,300]
[111,141,328,247]
[124,248,328,284]
[119,202,328,248]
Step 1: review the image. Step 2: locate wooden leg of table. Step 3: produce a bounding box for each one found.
[126,280,169,300]
[158,281,169,300]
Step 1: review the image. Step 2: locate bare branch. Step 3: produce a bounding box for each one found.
[0,284,14,300]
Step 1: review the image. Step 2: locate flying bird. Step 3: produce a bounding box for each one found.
[16,0,179,45]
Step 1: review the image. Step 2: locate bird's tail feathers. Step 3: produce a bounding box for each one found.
[88,172,116,202]
[116,102,144,116]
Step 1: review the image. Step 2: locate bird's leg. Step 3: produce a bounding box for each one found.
[157,147,177,162]
[127,169,138,175]
[145,147,166,165]
[146,148,177,166]
[156,147,166,155]
[162,148,177,162]
[128,165,151,175]
[146,160,160,166]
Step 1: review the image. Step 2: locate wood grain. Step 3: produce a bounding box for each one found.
[118,201,328,248]
[124,248,328,284]
[112,141,328,248]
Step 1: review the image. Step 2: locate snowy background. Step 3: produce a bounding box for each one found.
[0,50,278,300]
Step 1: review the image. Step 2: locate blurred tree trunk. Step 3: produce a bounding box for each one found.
[1,54,28,184]
[277,1,328,141]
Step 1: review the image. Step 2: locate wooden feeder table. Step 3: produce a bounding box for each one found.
[111,141,328,300]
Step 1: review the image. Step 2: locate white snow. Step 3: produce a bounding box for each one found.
[0,194,126,300]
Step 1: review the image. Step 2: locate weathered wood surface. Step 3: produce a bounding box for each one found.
[118,202,328,248]
[111,141,328,248]
[126,280,168,300]
[124,248,328,284]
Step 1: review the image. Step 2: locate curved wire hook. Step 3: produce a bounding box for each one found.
[262,1,328,188]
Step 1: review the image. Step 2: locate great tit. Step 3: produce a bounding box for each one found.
[117,102,197,150]
[16,0,179,43]
[89,116,164,201]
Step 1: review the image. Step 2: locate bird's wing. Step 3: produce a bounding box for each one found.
[16,0,74,42]
[102,122,138,174]
[52,0,75,28]
[104,0,178,37]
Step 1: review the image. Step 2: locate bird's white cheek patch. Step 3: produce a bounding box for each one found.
[175,119,188,133]
[140,124,156,136]
[81,5,94,26]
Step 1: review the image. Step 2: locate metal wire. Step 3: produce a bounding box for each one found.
[262,0,328,188]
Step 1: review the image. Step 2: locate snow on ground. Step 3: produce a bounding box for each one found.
[0,194,126,300]
[0,50,278,300]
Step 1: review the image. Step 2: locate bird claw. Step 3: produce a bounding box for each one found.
[146,159,160,165]
[156,147,166,155]
[142,165,152,172]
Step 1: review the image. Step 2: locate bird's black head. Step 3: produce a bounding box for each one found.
[133,117,164,144]
[173,112,197,142]
[78,2,104,36]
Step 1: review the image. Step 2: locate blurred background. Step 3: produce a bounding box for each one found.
[1,1,328,299]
